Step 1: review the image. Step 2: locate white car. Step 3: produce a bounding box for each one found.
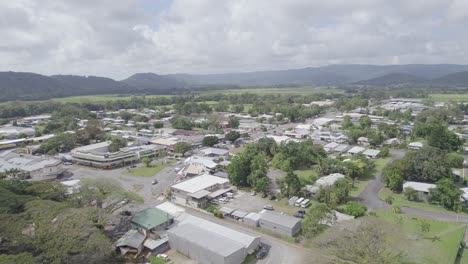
[157,254,168,260]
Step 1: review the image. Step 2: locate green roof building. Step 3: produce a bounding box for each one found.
[131,208,174,235]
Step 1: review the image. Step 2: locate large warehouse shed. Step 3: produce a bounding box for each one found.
[168,215,260,264]
[258,211,302,236]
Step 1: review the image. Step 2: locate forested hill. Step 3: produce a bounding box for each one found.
[1,64,468,102]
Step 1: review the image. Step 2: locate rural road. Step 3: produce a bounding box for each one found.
[356,148,405,209]
[358,148,468,223]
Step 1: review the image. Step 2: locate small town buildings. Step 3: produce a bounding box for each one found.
[384,138,402,146]
[408,142,423,150]
[357,137,370,146]
[168,214,261,264]
[115,229,146,256]
[243,212,262,227]
[258,211,302,236]
[71,142,165,169]
[184,155,218,171]
[199,147,230,159]
[324,142,339,153]
[362,149,381,159]
[0,152,65,181]
[347,146,366,155]
[333,144,350,153]
[130,208,174,236]
[315,173,346,187]
[402,181,436,200]
[170,174,230,208]
[0,126,35,139]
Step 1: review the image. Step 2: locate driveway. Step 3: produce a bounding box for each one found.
[356,148,405,210]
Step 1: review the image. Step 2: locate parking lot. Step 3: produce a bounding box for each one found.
[65,159,182,208]
[224,191,299,216]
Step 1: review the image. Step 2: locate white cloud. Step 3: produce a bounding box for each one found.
[0,0,467,79]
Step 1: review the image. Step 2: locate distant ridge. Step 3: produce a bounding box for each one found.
[1,64,468,102]
[353,72,427,86]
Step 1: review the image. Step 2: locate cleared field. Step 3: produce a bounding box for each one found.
[200,86,344,95]
[429,93,468,101]
[375,209,465,264]
[50,94,172,103]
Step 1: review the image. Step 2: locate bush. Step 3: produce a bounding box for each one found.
[380,146,389,157]
[205,205,216,213]
[213,209,224,218]
[403,187,419,201]
[446,152,464,168]
[344,201,367,217]
[385,196,395,205]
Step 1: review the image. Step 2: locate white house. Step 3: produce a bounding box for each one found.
[402,181,436,200]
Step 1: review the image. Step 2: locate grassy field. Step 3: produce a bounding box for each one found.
[378,187,465,215]
[124,160,174,177]
[429,93,468,101]
[200,86,344,95]
[375,209,465,264]
[294,167,318,185]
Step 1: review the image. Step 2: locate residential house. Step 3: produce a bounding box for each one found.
[402,181,436,201]
[362,149,381,159]
[130,208,174,237]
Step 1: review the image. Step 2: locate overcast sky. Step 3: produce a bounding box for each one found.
[1,0,467,79]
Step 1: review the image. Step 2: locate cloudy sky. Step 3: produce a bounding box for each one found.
[1,0,467,79]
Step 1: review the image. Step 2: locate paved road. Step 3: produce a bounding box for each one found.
[401,207,468,223]
[357,149,468,223]
[356,148,405,209]
[67,160,182,208]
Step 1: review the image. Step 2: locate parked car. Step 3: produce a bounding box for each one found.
[63,162,73,166]
[294,212,304,218]
[256,244,270,259]
[251,191,257,196]
[157,254,169,261]
[151,179,158,185]
[297,210,306,214]
[119,210,132,216]
[269,195,276,200]
[263,205,274,210]
[261,193,268,198]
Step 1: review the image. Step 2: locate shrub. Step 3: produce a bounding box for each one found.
[344,201,367,217]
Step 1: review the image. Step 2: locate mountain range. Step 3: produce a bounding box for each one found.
[1,64,468,102]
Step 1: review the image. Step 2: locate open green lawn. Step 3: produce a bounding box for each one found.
[378,187,465,215]
[429,93,468,101]
[294,167,318,185]
[375,209,465,264]
[124,160,174,177]
[200,86,344,95]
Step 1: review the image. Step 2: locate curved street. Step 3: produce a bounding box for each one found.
[357,149,468,223]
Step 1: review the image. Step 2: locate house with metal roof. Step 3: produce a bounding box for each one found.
[402,181,436,201]
[347,146,366,155]
[170,174,230,208]
[315,173,346,187]
[362,149,381,159]
[131,208,174,236]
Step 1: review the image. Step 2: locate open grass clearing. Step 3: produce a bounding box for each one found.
[429,93,468,101]
[378,187,466,215]
[199,86,344,95]
[375,209,465,264]
[124,160,174,177]
[294,167,318,185]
